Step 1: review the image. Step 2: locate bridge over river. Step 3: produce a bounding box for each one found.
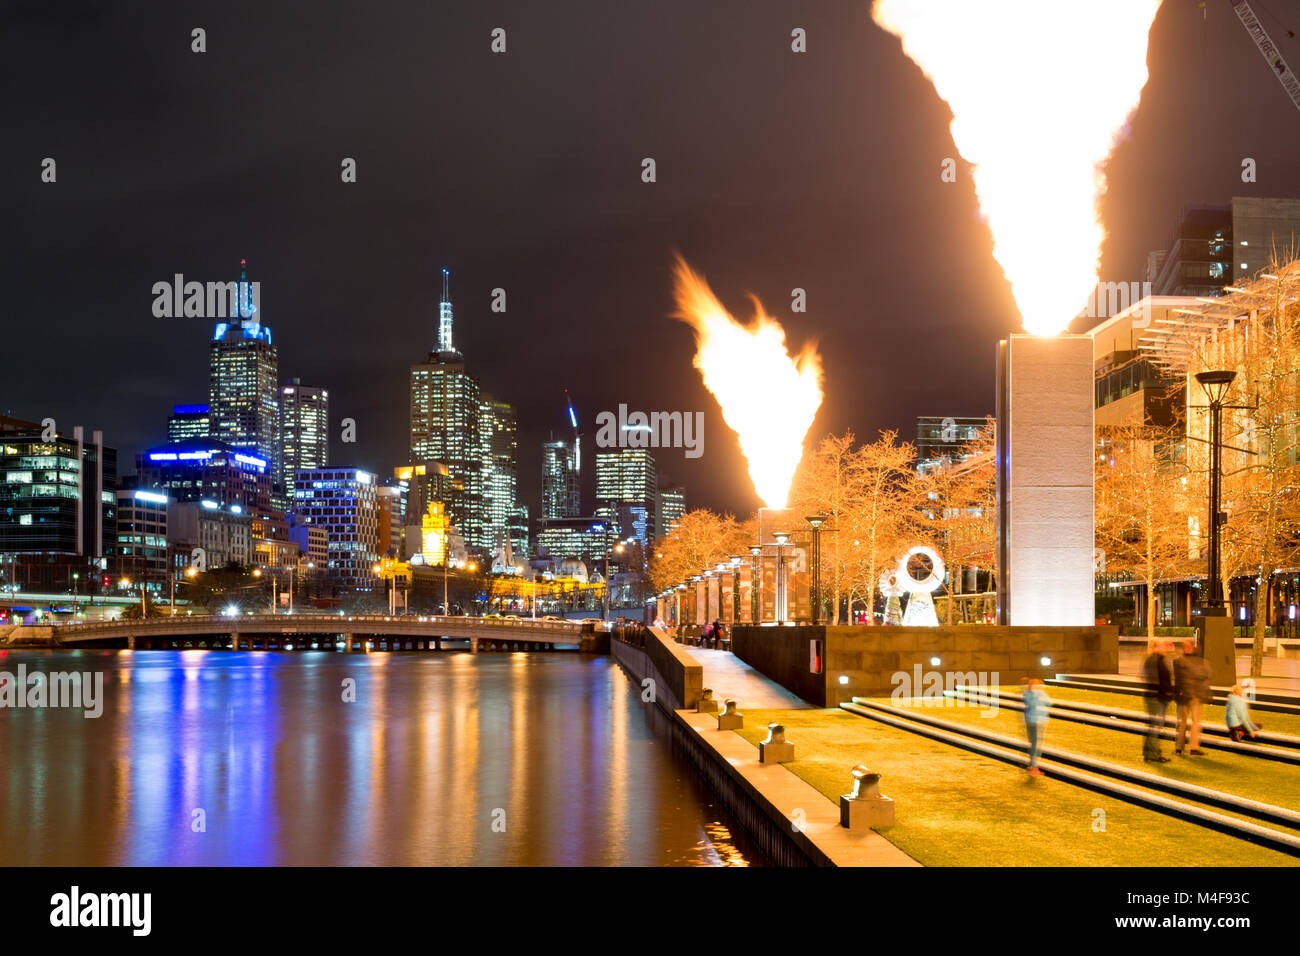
[51,614,603,653]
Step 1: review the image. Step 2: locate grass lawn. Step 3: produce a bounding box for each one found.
[869,695,1300,822]
[735,707,1296,867]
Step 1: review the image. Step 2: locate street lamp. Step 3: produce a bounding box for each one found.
[1194,370,1237,615]
[806,513,828,625]
[773,532,791,624]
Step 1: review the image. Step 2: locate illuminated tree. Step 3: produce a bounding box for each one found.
[1094,421,1190,640]
[650,510,755,592]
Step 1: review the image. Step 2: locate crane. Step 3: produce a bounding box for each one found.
[1230,0,1300,113]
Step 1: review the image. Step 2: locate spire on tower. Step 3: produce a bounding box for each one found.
[437,267,454,353]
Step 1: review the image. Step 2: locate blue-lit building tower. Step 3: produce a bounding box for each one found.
[208,259,281,503]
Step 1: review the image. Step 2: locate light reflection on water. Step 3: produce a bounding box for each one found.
[0,649,764,866]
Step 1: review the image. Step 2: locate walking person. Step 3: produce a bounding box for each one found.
[1225,683,1263,742]
[1023,678,1053,776]
[1142,640,1174,763]
[1173,639,1213,756]
[712,619,726,649]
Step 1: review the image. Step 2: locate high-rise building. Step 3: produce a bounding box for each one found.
[915,416,988,474]
[136,439,272,513]
[292,467,380,589]
[280,378,328,502]
[1145,197,1300,297]
[167,404,210,443]
[209,260,280,489]
[481,395,524,555]
[656,482,686,536]
[595,448,657,545]
[542,438,581,519]
[112,489,171,583]
[0,417,117,592]
[409,269,486,552]
[375,478,408,558]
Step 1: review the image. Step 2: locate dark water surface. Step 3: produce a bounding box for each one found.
[0,649,766,866]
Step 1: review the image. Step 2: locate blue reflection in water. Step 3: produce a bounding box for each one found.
[0,649,763,866]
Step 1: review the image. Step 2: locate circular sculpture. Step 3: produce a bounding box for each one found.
[899,545,945,594]
[897,545,945,627]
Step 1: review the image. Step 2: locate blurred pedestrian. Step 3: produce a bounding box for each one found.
[1023,678,1053,776]
[701,622,714,648]
[1142,640,1174,763]
[712,619,726,648]
[1173,639,1213,756]
[1225,683,1262,742]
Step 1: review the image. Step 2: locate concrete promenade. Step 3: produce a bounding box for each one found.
[683,646,813,709]
[1116,647,1300,696]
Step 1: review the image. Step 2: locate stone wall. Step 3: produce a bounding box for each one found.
[732,624,1119,705]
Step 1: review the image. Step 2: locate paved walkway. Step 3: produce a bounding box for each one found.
[1116,648,1300,696]
[683,646,813,709]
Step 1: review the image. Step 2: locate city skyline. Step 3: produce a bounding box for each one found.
[9,2,1300,519]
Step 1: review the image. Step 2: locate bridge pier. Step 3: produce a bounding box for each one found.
[470,637,479,653]
[231,633,240,651]
[344,632,354,652]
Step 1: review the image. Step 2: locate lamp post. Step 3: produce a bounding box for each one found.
[71,572,79,618]
[729,555,743,622]
[773,532,790,624]
[1195,370,1236,615]
[805,513,827,625]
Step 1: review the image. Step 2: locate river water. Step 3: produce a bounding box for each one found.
[0,649,765,866]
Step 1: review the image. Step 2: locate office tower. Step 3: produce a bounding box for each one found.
[136,439,272,513]
[409,269,486,552]
[481,395,522,555]
[595,448,657,545]
[280,379,329,502]
[1145,197,1300,296]
[375,478,408,558]
[292,467,380,589]
[209,260,281,485]
[915,416,988,474]
[167,404,210,443]
[0,416,117,592]
[657,482,686,535]
[168,500,253,570]
[542,438,581,519]
[112,489,171,583]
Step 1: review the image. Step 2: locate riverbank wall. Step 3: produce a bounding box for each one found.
[611,626,831,866]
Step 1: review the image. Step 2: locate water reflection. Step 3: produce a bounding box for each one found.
[0,649,764,866]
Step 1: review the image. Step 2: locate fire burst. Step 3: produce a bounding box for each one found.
[872,0,1164,335]
[672,255,823,509]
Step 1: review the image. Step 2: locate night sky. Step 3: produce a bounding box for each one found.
[4,1,1300,518]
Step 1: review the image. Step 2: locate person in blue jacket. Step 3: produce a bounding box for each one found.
[1023,678,1053,776]
[1225,683,1262,742]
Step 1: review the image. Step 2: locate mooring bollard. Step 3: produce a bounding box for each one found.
[840,765,894,829]
[696,688,719,714]
[759,723,795,763]
[716,699,743,730]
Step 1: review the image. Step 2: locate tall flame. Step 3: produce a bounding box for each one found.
[672,256,823,508]
[872,0,1163,335]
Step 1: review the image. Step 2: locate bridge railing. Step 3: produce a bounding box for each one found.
[56,614,584,636]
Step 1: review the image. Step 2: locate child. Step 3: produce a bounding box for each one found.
[1224,683,1263,742]
[1023,678,1053,776]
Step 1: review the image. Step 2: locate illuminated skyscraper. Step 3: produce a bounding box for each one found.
[657,482,686,535]
[280,379,329,501]
[595,448,657,545]
[542,438,580,519]
[209,260,280,487]
[167,404,210,443]
[409,269,486,551]
[481,395,526,556]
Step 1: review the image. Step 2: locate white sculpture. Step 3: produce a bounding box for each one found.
[878,570,905,625]
[897,545,945,628]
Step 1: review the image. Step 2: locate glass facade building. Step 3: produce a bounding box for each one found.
[280,379,328,502]
[595,449,657,545]
[292,467,379,589]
